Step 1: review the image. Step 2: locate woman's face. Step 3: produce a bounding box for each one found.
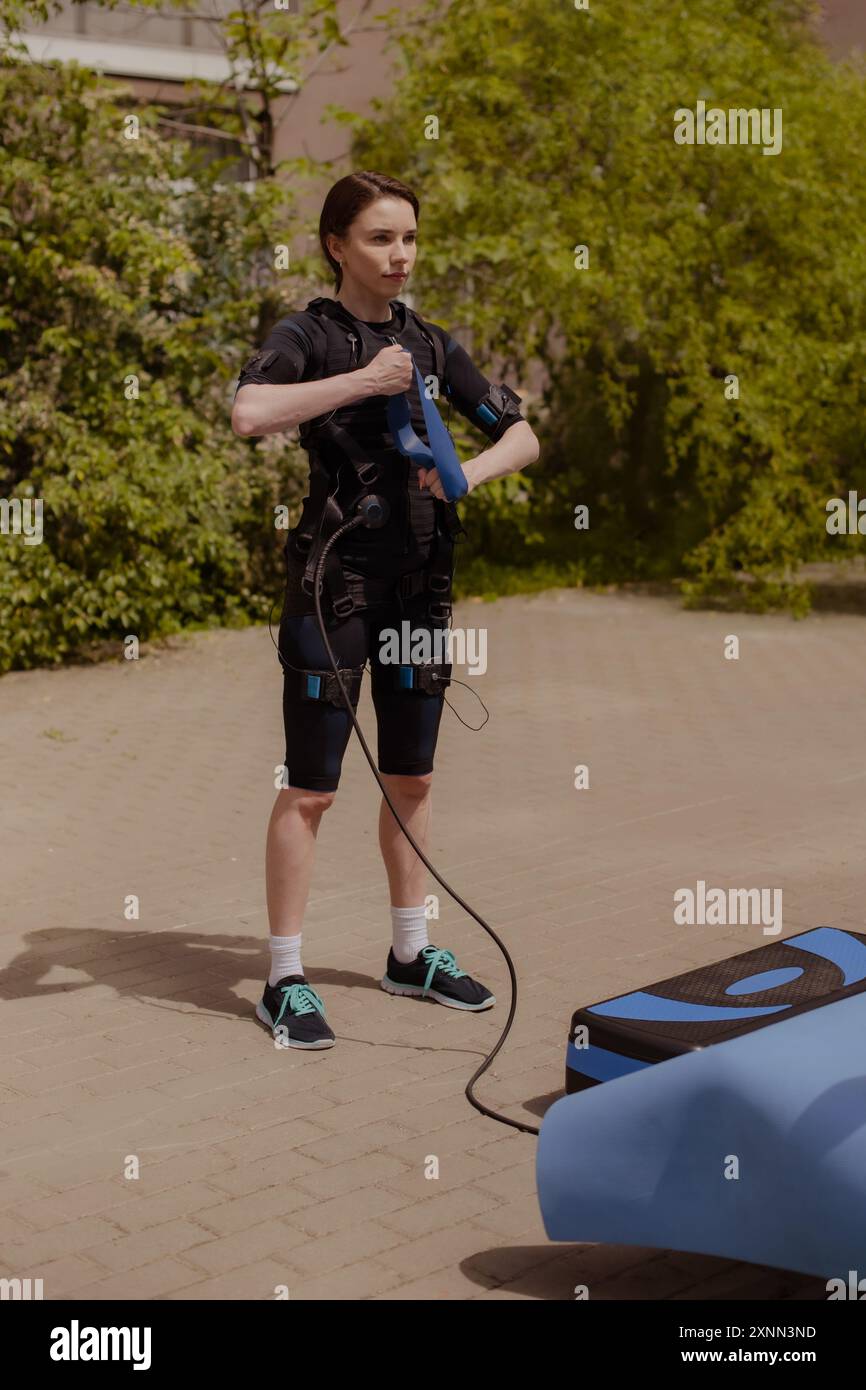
[329,196,417,296]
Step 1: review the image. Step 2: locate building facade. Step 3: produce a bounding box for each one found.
[13,1,866,174]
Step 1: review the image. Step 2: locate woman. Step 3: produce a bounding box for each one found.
[232,171,539,1049]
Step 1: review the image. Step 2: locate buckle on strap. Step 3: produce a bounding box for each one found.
[356,460,380,486]
[428,600,452,624]
[331,593,355,619]
[398,571,427,600]
[288,530,313,560]
[321,547,354,622]
[298,548,356,621]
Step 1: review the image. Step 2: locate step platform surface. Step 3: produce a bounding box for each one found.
[539,928,866,1277]
[566,927,866,1092]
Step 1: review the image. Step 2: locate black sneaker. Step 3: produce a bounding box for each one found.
[381,945,495,1011]
[255,974,335,1049]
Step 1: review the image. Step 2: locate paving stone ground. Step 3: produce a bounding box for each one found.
[1,583,862,1300]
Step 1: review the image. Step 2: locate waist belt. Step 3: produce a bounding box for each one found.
[290,502,462,627]
[342,568,439,606]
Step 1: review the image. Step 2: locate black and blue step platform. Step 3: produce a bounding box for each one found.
[565,926,866,1092]
[537,927,866,1276]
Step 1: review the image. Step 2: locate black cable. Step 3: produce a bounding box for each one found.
[297,511,539,1137]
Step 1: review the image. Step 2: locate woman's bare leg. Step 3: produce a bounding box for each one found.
[265,787,336,935]
[377,772,433,907]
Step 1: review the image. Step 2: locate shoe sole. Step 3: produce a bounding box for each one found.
[255,1000,335,1048]
[380,975,495,1010]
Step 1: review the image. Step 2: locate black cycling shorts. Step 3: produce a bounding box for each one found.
[276,574,448,794]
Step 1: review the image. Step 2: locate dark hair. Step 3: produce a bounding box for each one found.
[319,171,419,292]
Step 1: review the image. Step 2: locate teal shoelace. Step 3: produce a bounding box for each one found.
[421,946,467,994]
[273,983,326,1025]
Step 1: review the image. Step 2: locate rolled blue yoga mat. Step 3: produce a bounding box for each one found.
[536,987,866,1277]
[386,355,468,502]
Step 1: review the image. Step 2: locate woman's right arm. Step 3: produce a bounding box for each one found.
[231,345,413,437]
[232,371,369,437]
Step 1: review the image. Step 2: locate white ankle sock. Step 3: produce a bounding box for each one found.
[391,904,429,965]
[268,933,303,986]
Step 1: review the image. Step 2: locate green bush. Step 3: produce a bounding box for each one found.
[0,57,308,670]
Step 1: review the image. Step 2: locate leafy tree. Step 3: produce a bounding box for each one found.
[348,0,866,611]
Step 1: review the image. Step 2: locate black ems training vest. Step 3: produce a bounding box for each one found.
[286,296,466,626]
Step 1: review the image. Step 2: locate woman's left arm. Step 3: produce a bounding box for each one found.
[461,419,539,493]
[419,414,539,503]
[420,419,539,499]
[416,327,540,499]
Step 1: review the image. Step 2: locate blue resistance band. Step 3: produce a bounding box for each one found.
[386,353,469,502]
